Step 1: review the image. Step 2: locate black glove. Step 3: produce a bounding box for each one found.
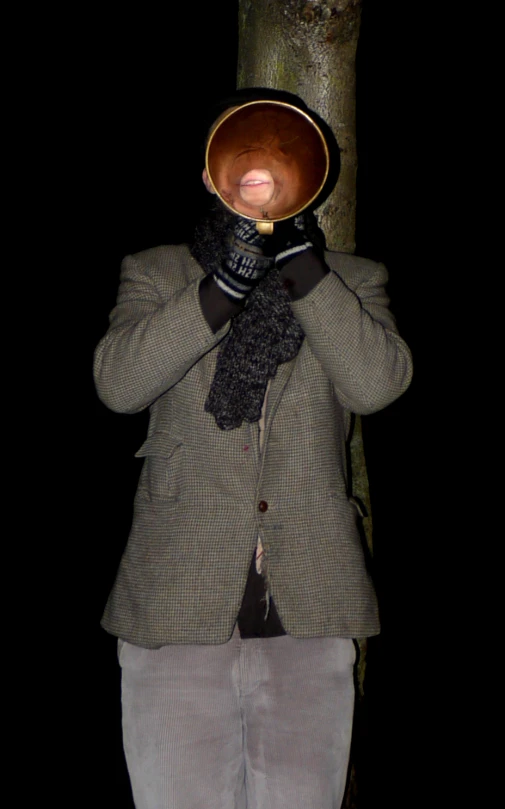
[213,218,274,301]
[265,215,313,269]
[267,215,328,301]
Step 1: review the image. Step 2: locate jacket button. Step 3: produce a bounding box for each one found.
[258,500,268,513]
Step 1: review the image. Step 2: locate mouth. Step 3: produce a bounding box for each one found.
[241,179,270,186]
[238,169,275,206]
[240,170,274,187]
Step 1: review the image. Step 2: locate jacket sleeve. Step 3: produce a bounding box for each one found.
[93,252,230,414]
[290,255,413,414]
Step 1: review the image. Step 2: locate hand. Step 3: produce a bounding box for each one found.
[264,215,313,268]
[213,217,274,301]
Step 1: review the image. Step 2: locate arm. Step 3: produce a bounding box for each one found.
[94,215,277,413]
[283,250,413,414]
[94,250,232,414]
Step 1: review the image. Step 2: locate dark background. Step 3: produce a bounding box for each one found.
[43,1,461,806]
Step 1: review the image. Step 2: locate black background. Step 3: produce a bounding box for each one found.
[34,2,465,806]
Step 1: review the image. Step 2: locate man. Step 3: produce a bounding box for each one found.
[94,88,412,809]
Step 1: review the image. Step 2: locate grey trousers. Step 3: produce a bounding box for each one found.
[119,629,356,809]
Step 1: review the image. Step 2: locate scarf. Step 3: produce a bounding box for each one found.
[190,201,305,430]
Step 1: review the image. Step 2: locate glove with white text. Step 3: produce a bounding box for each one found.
[213,218,274,301]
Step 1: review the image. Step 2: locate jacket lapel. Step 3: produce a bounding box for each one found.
[263,355,297,434]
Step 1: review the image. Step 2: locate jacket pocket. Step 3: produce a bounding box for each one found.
[135,432,183,501]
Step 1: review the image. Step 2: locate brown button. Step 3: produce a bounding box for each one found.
[258,500,268,513]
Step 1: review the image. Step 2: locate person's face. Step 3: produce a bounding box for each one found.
[202,106,303,220]
[202,156,301,218]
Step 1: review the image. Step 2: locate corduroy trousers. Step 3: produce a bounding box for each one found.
[119,628,356,809]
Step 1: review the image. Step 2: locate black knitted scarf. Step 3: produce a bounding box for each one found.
[191,201,305,431]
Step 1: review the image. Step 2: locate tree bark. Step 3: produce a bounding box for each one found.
[238,0,361,253]
[237,3,370,806]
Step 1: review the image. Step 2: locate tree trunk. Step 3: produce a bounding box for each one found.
[238,0,361,253]
[237,3,370,806]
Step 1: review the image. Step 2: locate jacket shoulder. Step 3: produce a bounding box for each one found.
[324,250,388,288]
[130,243,201,278]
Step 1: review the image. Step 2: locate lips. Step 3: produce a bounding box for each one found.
[239,169,274,188]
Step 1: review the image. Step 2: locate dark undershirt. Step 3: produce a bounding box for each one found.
[236,550,286,638]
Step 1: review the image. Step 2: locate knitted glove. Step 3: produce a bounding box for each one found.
[213,218,274,301]
[266,215,313,269]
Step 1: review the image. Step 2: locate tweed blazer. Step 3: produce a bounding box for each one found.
[94,244,412,647]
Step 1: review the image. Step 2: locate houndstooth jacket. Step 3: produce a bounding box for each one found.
[94,244,413,647]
